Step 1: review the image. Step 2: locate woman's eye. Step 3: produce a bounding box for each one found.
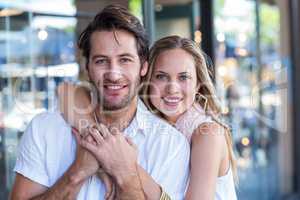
[155,74,168,81]
[179,75,189,81]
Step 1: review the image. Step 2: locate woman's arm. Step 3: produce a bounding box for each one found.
[185,122,228,200]
[57,82,95,132]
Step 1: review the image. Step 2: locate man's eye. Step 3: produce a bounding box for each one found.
[120,58,132,63]
[95,59,107,64]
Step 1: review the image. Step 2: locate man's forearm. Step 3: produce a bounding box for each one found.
[116,174,145,200]
[137,166,161,200]
[31,165,87,200]
[114,165,146,200]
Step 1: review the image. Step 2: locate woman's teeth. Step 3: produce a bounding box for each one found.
[163,97,181,103]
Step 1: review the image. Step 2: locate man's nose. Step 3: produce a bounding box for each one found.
[104,71,123,82]
[105,61,123,81]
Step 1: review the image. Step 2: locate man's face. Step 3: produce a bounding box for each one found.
[88,30,147,111]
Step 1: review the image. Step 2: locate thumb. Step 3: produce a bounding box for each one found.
[125,137,137,149]
[71,127,81,144]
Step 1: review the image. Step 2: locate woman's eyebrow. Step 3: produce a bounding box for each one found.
[178,72,189,75]
[154,70,168,74]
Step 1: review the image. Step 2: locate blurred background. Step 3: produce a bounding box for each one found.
[0,0,299,199]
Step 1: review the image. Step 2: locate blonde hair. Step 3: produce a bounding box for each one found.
[140,35,237,180]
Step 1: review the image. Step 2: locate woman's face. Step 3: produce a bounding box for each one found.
[149,48,199,123]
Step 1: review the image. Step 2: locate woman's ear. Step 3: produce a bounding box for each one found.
[140,61,148,77]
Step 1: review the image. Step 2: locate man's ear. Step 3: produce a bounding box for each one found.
[140,61,148,77]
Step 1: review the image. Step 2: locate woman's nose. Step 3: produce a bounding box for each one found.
[165,81,180,94]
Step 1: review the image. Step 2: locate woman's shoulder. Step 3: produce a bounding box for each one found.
[191,121,227,147]
[175,103,213,141]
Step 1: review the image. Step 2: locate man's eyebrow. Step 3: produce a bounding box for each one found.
[119,53,135,58]
[91,55,108,60]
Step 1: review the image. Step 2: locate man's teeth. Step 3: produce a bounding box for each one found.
[106,85,123,90]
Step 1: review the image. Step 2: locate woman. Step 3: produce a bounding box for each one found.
[58,35,237,200]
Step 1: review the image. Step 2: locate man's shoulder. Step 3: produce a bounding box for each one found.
[27,111,70,139]
[31,111,67,127]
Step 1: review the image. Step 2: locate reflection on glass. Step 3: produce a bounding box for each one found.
[0,2,77,197]
[214,0,283,199]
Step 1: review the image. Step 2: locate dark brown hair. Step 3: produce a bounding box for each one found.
[78,4,149,68]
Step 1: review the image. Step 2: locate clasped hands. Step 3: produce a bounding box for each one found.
[71,123,138,200]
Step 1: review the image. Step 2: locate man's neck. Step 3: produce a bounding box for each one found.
[95,97,138,131]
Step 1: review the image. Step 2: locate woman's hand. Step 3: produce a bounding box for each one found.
[73,127,117,200]
[80,124,139,184]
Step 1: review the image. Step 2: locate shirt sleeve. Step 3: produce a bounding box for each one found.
[155,136,190,200]
[13,115,50,187]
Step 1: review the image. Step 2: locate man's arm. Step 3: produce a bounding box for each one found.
[10,174,47,200]
[11,164,86,200]
[11,115,99,200]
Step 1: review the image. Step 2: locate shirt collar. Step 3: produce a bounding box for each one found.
[125,98,151,137]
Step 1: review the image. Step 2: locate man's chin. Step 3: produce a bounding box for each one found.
[101,98,130,111]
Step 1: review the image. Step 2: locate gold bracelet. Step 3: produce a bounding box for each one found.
[159,188,172,200]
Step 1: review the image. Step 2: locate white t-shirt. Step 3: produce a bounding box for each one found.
[14,99,190,200]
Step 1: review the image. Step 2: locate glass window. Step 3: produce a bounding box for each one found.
[0,1,77,198]
[214,0,288,199]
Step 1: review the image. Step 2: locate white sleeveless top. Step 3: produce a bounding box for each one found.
[175,103,237,200]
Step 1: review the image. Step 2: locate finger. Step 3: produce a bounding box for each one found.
[107,183,116,200]
[82,127,91,138]
[96,124,111,139]
[100,174,113,199]
[88,126,104,145]
[125,137,137,149]
[86,135,97,146]
[71,127,81,144]
[109,126,120,136]
[80,139,98,154]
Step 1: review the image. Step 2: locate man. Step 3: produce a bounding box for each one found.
[10,5,190,200]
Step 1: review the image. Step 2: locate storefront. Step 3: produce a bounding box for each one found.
[0,0,79,198]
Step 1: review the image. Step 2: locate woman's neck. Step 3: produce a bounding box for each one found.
[165,114,180,125]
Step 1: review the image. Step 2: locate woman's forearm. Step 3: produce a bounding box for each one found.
[57,82,94,132]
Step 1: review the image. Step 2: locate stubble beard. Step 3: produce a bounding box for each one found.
[92,76,141,113]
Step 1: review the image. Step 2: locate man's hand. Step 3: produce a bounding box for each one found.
[97,169,116,200]
[71,127,99,182]
[80,124,145,200]
[80,125,138,185]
